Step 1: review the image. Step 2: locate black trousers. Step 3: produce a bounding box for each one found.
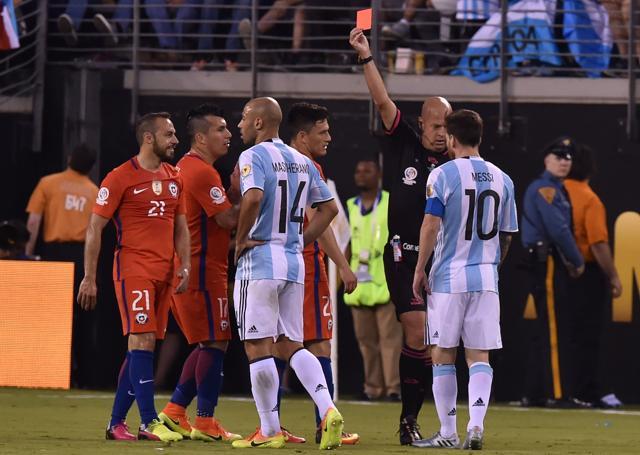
[42,241,97,388]
[566,262,607,402]
[523,251,572,402]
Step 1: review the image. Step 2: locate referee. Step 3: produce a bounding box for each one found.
[350,27,451,445]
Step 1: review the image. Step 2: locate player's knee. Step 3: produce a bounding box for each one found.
[244,338,274,361]
[128,332,156,351]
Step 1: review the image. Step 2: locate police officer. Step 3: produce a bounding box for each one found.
[350,27,450,444]
[520,138,585,408]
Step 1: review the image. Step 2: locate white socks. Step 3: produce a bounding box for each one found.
[289,349,334,419]
[249,357,280,436]
[432,364,458,437]
[467,362,493,432]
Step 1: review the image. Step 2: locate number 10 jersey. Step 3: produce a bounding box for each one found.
[426,156,518,294]
[237,138,333,284]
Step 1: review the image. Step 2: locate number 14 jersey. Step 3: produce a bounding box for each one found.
[237,138,333,284]
[93,157,185,283]
[426,156,518,294]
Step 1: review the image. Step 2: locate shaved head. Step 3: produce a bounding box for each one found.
[418,96,452,152]
[238,97,283,145]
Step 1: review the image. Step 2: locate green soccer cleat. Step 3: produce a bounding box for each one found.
[231,428,285,449]
[158,411,192,439]
[138,418,183,442]
[319,408,344,450]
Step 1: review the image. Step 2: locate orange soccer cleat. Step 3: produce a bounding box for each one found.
[191,416,242,442]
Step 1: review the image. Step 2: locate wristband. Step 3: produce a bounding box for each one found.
[358,55,374,65]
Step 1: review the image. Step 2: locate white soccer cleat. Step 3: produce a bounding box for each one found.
[411,431,460,449]
[461,426,483,450]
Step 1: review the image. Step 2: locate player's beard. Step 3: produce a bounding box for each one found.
[152,140,174,162]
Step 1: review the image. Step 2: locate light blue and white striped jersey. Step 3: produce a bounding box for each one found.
[456,0,499,20]
[426,156,518,293]
[236,138,334,284]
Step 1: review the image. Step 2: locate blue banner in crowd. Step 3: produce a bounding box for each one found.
[454,0,561,83]
[563,0,612,77]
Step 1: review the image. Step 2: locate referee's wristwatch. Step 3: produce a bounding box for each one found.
[358,55,374,65]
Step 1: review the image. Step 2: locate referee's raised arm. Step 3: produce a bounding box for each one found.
[349,27,398,131]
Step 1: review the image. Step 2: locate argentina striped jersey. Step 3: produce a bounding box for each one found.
[456,0,499,21]
[426,156,518,293]
[236,138,334,284]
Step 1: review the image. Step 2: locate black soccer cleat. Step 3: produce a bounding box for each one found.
[399,415,423,445]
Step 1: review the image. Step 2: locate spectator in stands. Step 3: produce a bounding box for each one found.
[381,0,428,40]
[603,0,638,72]
[57,2,118,46]
[238,0,302,50]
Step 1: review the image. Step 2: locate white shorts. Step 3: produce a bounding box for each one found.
[426,291,502,350]
[233,279,304,342]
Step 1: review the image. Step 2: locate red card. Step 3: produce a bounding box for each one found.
[357,8,372,30]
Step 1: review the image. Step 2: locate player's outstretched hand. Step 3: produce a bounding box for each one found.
[349,28,371,57]
[412,271,429,302]
[234,239,265,265]
[77,277,97,311]
[340,265,358,294]
[175,267,190,294]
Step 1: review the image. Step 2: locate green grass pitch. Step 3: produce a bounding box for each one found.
[1,388,639,454]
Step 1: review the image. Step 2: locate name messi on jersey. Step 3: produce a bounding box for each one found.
[471,172,494,182]
[271,162,310,174]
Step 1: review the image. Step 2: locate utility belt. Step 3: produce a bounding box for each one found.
[526,240,552,263]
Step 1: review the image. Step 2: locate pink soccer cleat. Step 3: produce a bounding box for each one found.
[106,421,137,441]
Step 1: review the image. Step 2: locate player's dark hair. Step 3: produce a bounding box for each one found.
[567,143,597,181]
[68,143,96,175]
[187,103,225,143]
[287,102,329,135]
[445,109,483,148]
[135,112,171,146]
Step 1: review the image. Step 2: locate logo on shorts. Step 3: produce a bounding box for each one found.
[472,397,485,407]
[448,408,457,416]
[96,187,109,206]
[136,313,148,324]
[247,325,258,334]
[210,186,225,204]
[402,167,418,186]
[152,180,163,196]
[169,181,179,198]
[315,384,327,393]
[220,320,229,331]
[410,297,422,305]
[433,331,439,339]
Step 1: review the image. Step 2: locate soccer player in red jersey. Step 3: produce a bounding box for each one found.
[77,112,190,442]
[273,102,360,445]
[157,104,242,442]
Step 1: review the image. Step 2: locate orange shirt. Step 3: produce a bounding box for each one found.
[303,161,328,283]
[26,168,99,242]
[177,152,232,289]
[564,179,608,263]
[93,157,185,283]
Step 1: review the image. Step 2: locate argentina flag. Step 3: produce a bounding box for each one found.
[563,0,612,77]
[454,0,561,83]
[0,0,19,50]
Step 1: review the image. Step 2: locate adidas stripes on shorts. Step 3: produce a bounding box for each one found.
[233,279,304,342]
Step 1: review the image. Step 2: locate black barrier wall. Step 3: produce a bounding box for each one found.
[4,69,639,403]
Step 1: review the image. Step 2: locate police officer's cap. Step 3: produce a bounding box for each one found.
[544,137,574,160]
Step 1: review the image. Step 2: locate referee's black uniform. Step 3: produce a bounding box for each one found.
[381,108,448,428]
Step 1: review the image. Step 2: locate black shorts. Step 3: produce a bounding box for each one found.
[383,244,427,318]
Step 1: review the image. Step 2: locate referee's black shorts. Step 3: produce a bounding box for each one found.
[383,244,427,319]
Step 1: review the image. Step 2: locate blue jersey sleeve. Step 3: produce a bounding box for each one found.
[308,163,333,206]
[239,149,266,194]
[424,167,446,217]
[500,174,519,233]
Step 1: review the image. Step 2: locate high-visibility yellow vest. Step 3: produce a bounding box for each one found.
[344,191,390,307]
